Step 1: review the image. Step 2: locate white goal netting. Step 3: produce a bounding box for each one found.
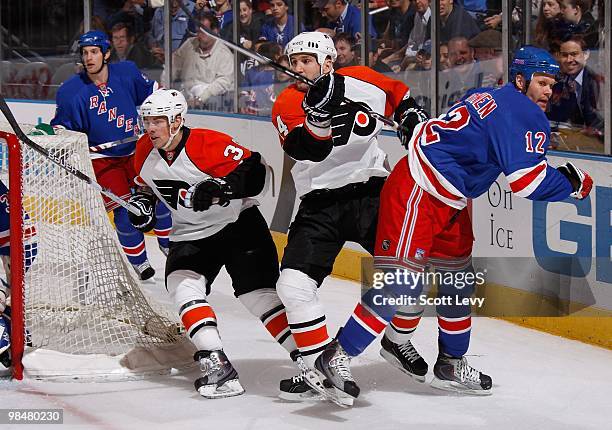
[0,122,195,380]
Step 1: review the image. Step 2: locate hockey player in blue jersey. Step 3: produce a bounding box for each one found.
[301,46,593,404]
[51,30,172,280]
[0,179,37,374]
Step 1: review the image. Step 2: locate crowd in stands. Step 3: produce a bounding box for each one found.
[0,0,607,150]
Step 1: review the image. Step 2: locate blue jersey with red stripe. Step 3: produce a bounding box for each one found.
[51,61,156,158]
[407,83,573,209]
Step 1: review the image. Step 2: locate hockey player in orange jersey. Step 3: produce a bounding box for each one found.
[271,31,429,405]
[130,88,298,399]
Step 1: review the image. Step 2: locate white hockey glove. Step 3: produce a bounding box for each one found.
[557,162,593,200]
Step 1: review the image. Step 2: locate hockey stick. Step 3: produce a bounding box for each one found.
[177,0,407,133]
[89,135,139,153]
[0,95,142,216]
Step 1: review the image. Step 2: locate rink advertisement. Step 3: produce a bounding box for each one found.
[471,154,612,313]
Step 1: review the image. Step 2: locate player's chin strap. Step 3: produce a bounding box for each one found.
[162,117,185,150]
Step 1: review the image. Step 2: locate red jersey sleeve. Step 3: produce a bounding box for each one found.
[271,84,307,146]
[185,129,253,178]
[133,135,154,187]
[337,66,410,116]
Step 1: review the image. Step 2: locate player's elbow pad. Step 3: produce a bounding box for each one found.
[283,126,333,162]
[224,152,267,198]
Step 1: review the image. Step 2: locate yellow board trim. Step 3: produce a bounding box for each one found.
[270,231,612,350]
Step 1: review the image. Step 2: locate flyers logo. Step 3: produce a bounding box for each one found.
[330,102,377,147]
[152,179,191,209]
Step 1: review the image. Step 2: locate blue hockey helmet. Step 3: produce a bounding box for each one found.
[510,45,560,83]
[78,30,111,54]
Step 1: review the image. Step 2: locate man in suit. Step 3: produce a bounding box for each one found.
[547,34,604,140]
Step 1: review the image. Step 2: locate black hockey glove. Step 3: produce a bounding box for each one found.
[302,72,345,124]
[185,178,233,212]
[128,193,157,232]
[557,161,593,200]
[394,96,429,148]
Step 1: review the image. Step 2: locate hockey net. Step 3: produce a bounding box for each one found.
[0,122,195,381]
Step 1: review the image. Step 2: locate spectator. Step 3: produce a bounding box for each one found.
[239,0,266,49]
[109,22,161,69]
[241,42,283,115]
[439,42,450,70]
[259,0,299,47]
[151,0,194,54]
[214,0,234,41]
[534,0,564,49]
[559,0,598,48]
[316,0,378,40]
[333,32,358,69]
[382,0,416,49]
[369,41,394,73]
[468,29,503,86]
[106,0,153,38]
[404,0,431,57]
[548,34,604,138]
[166,11,234,110]
[439,0,481,44]
[447,36,476,74]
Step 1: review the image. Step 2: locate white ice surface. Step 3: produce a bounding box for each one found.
[1,237,611,430]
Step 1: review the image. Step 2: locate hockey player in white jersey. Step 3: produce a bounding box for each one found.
[130,88,298,398]
[271,31,429,404]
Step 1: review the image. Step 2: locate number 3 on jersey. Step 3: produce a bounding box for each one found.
[224,144,244,160]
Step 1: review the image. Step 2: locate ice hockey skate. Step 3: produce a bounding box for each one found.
[132,261,155,281]
[430,353,492,395]
[379,335,428,383]
[301,340,359,407]
[194,350,245,399]
[279,373,327,402]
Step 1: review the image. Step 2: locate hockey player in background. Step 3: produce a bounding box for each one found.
[130,88,298,398]
[51,30,171,281]
[0,179,37,374]
[307,46,593,404]
[271,31,429,404]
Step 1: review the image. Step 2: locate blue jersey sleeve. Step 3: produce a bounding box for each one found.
[123,61,156,106]
[490,103,573,202]
[51,82,86,132]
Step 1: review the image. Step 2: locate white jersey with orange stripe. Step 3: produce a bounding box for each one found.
[406,83,573,209]
[272,66,410,198]
[133,127,257,242]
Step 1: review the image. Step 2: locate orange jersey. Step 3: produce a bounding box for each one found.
[134,127,257,241]
[271,66,409,197]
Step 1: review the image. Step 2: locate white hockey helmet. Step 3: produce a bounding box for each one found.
[139,89,188,149]
[285,31,337,66]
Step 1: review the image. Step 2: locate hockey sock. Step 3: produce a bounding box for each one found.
[239,289,297,356]
[435,266,474,357]
[383,304,424,344]
[153,200,171,250]
[168,270,223,351]
[339,268,424,357]
[277,269,331,368]
[114,206,148,266]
